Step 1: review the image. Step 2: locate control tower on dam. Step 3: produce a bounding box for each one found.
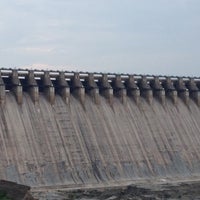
[0,68,200,189]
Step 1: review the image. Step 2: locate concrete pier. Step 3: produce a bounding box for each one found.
[112,75,126,104]
[138,76,153,104]
[25,71,39,103]
[56,72,70,104]
[0,72,5,104]
[125,75,140,104]
[71,72,85,104]
[163,77,177,104]
[10,70,23,104]
[42,71,55,104]
[175,78,189,105]
[186,78,200,106]
[85,73,100,104]
[150,76,165,104]
[99,74,113,105]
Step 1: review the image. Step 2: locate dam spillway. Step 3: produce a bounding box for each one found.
[0,69,200,189]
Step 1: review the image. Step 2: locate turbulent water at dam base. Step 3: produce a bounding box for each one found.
[0,69,200,199]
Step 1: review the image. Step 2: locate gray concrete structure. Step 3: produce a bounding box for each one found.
[0,68,200,191]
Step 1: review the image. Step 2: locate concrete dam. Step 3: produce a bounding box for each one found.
[0,68,200,190]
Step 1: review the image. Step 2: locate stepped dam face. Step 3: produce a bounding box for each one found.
[0,69,200,188]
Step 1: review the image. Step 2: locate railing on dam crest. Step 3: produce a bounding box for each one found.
[0,68,199,106]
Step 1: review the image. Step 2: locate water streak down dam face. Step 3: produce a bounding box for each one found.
[0,68,200,188]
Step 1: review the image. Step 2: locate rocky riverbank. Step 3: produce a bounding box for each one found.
[32,180,200,200]
[0,180,35,200]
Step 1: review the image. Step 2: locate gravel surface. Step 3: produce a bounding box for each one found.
[32,181,200,200]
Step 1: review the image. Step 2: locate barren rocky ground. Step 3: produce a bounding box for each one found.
[32,180,200,200]
[0,180,34,200]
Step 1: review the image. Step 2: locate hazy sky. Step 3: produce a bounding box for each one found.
[0,0,200,76]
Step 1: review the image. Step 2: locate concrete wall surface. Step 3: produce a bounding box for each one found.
[0,92,200,188]
[0,69,200,189]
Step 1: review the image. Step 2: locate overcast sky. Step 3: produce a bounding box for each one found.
[0,0,200,76]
